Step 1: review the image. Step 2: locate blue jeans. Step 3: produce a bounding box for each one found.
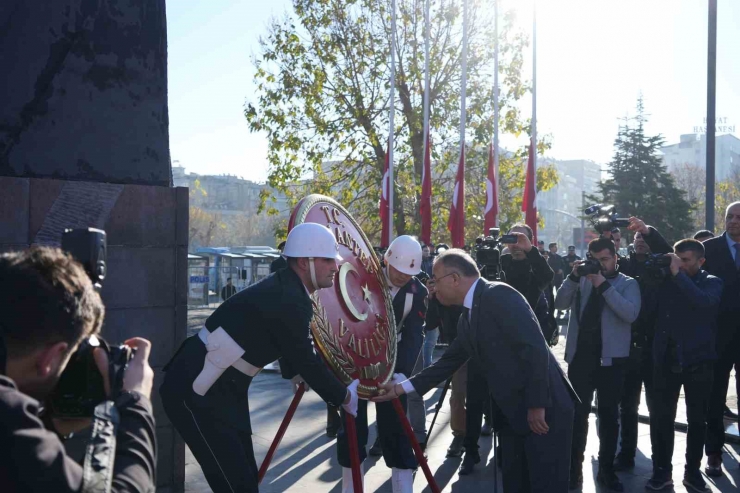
[422,328,439,369]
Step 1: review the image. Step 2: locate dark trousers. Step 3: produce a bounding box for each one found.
[617,344,654,460]
[337,397,417,469]
[162,394,258,493]
[568,352,626,469]
[463,361,493,452]
[706,325,740,456]
[499,406,574,493]
[652,362,713,472]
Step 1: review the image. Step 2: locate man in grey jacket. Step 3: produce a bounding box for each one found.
[555,237,641,492]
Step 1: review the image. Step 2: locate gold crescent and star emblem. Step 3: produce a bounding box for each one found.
[289,194,396,398]
[339,262,370,321]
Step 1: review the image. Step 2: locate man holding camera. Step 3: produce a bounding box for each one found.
[645,239,722,492]
[704,201,740,476]
[611,217,672,471]
[555,237,641,491]
[374,249,577,493]
[0,247,157,492]
[160,223,359,493]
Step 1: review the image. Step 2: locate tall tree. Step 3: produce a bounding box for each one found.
[595,98,693,242]
[246,0,558,244]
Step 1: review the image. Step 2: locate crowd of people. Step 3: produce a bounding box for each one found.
[1,201,738,493]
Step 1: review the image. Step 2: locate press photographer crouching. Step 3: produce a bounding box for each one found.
[645,239,722,492]
[555,237,641,491]
[0,247,156,492]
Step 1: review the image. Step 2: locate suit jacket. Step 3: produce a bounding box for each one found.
[392,276,428,376]
[410,279,577,436]
[702,232,740,343]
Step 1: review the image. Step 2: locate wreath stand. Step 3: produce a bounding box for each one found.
[257,387,441,493]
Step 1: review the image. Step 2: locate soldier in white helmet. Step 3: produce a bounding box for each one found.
[336,235,428,493]
[160,223,360,493]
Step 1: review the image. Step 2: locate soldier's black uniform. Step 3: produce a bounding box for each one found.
[337,275,428,470]
[160,267,347,493]
[0,374,156,492]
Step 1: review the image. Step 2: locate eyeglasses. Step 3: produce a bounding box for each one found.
[427,271,458,287]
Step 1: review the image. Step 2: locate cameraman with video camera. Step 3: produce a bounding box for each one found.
[555,237,641,491]
[0,247,156,492]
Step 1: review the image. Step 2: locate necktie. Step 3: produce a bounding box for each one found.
[734,244,740,271]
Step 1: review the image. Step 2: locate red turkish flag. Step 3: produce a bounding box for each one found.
[448,147,465,248]
[522,141,538,243]
[420,132,432,246]
[483,143,498,233]
[380,146,390,248]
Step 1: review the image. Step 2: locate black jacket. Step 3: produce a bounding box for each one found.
[0,375,156,492]
[391,276,428,376]
[162,268,347,432]
[426,298,463,344]
[653,270,723,367]
[702,233,740,345]
[410,279,578,436]
[220,284,237,301]
[620,226,673,347]
[500,247,554,312]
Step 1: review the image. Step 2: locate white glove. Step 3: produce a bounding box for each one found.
[342,379,360,417]
[290,374,309,393]
[391,373,408,385]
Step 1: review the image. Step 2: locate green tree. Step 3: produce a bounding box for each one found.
[246,0,558,244]
[594,98,693,242]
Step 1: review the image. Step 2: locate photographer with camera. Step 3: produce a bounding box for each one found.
[644,239,722,492]
[0,247,156,492]
[555,237,641,491]
[608,217,672,471]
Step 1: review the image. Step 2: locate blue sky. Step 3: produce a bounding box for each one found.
[166,0,740,182]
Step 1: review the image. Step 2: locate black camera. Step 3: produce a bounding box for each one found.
[644,253,673,281]
[576,258,602,276]
[584,204,630,234]
[47,228,134,418]
[474,228,507,281]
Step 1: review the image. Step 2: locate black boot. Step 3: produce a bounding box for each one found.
[596,466,624,492]
[613,452,635,471]
[458,449,481,475]
[446,434,464,458]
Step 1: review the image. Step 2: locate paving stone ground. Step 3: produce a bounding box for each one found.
[183,308,740,492]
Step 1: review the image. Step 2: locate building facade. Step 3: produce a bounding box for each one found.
[661,133,740,181]
[538,159,602,255]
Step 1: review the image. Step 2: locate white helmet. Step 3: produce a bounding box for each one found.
[283,223,342,260]
[384,235,422,275]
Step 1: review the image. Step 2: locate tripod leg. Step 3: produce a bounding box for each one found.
[425,376,453,444]
[345,413,364,493]
[392,398,441,493]
[258,386,305,483]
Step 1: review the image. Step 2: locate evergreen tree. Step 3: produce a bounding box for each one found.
[595,98,693,243]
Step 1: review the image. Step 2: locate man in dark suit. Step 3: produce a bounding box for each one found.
[373,249,578,493]
[704,201,740,476]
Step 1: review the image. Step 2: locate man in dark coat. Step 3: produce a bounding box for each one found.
[374,249,578,493]
[703,201,740,476]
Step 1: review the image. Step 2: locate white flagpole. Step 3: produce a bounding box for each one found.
[493,0,499,226]
[422,0,430,164]
[460,0,468,158]
[388,0,397,247]
[532,0,537,199]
